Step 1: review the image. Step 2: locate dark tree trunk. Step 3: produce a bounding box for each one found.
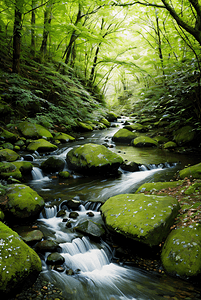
[13,6,22,73]
[30,0,36,57]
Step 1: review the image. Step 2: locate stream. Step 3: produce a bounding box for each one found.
[21,118,201,299]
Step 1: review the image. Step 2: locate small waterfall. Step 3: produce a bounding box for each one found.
[139,165,149,171]
[32,167,44,180]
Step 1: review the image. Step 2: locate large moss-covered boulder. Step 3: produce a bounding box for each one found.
[77,121,93,132]
[0,184,45,221]
[163,141,177,150]
[53,132,75,143]
[112,128,139,144]
[18,121,53,140]
[0,222,42,295]
[106,111,118,122]
[0,149,20,162]
[153,136,169,144]
[132,136,158,147]
[12,161,33,174]
[41,156,65,173]
[101,193,180,247]
[174,126,195,146]
[161,225,201,278]
[179,162,201,179]
[27,139,57,153]
[66,143,123,175]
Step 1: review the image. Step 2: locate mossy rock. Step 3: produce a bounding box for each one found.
[174,126,195,146]
[2,142,14,150]
[161,225,201,278]
[0,149,20,162]
[0,162,22,180]
[100,118,110,127]
[58,171,70,179]
[124,123,146,132]
[27,139,57,153]
[53,132,75,143]
[0,127,17,142]
[184,181,201,195]
[75,219,105,238]
[132,136,158,147]
[77,121,93,132]
[66,143,123,175]
[1,184,45,221]
[15,139,25,148]
[179,162,201,179]
[135,180,184,194]
[18,121,53,140]
[0,209,4,220]
[106,111,118,122]
[154,136,169,144]
[112,128,140,144]
[0,221,42,294]
[163,141,177,149]
[20,230,44,244]
[101,193,180,247]
[41,157,65,173]
[12,161,33,174]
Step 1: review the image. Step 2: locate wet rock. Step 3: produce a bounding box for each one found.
[20,229,43,244]
[46,252,65,265]
[0,148,20,162]
[53,132,75,143]
[153,136,169,144]
[121,161,139,172]
[106,111,118,122]
[100,118,110,127]
[18,121,53,140]
[56,209,66,217]
[124,123,147,132]
[77,121,93,132]
[101,193,180,247]
[69,211,79,219]
[132,136,158,147]
[23,154,35,161]
[54,266,65,272]
[27,139,58,153]
[66,220,73,228]
[161,225,201,278]
[35,239,60,253]
[75,219,105,238]
[87,211,94,217]
[112,128,139,144]
[41,156,65,173]
[163,141,177,150]
[58,171,70,178]
[66,143,123,175]
[0,222,42,295]
[0,162,22,180]
[66,268,74,275]
[0,127,17,142]
[0,183,45,222]
[61,199,81,210]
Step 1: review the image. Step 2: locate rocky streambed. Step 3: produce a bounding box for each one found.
[1,116,201,299]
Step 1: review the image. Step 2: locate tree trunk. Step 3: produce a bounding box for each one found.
[13,4,22,74]
[40,1,53,60]
[30,0,36,57]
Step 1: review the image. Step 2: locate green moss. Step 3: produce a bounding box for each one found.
[77,121,93,131]
[101,193,180,247]
[0,127,17,142]
[184,182,201,195]
[135,181,184,194]
[124,123,145,132]
[132,136,158,147]
[100,118,110,127]
[112,128,139,143]
[153,136,169,144]
[174,126,195,146]
[163,141,177,149]
[18,121,53,140]
[179,163,201,179]
[58,171,70,178]
[27,139,57,153]
[0,222,41,293]
[161,225,201,278]
[0,149,20,162]
[12,161,33,174]
[53,132,75,143]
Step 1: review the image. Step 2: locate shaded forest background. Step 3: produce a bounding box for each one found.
[0,0,201,133]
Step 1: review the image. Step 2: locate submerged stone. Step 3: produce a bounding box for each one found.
[161,225,201,278]
[101,193,180,247]
[66,143,123,175]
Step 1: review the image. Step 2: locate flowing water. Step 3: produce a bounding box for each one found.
[22,118,201,299]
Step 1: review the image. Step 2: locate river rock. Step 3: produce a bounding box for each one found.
[100,118,110,127]
[27,139,58,153]
[58,171,70,178]
[69,211,79,219]
[163,141,177,150]
[174,125,195,146]
[61,199,81,210]
[20,229,43,244]
[0,221,42,295]
[0,162,22,181]
[46,252,65,265]
[18,121,53,140]
[132,136,158,147]
[153,136,169,144]
[124,123,147,132]
[112,128,139,144]
[54,132,75,143]
[2,142,14,150]
[0,148,20,162]
[66,143,123,175]
[161,225,201,278]
[179,162,201,179]
[106,112,118,122]
[75,219,105,238]
[135,180,184,194]
[41,156,65,173]
[77,121,93,132]
[100,193,180,247]
[0,184,45,222]
[0,127,18,142]
[120,161,139,172]
[35,239,60,253]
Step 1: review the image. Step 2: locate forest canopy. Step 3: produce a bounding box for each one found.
[0,0,201,129]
